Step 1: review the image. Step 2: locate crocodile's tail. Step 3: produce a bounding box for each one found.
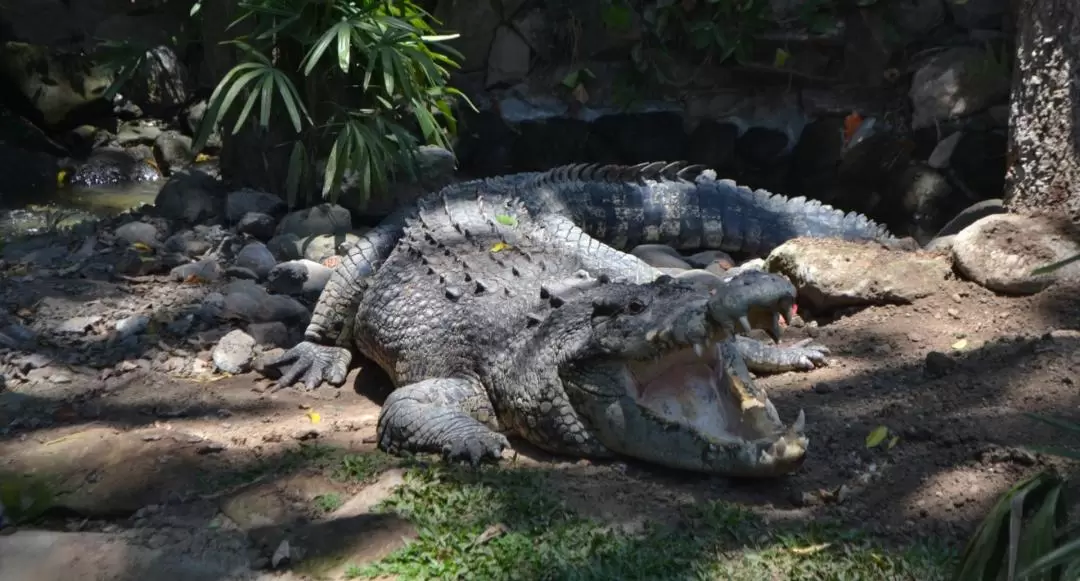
[528,162,899,257]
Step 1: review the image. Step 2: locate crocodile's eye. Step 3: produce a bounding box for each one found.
[626,299,646,315]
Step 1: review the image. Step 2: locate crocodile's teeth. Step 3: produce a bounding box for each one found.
[768,312,783,343]
[646,329,658,342]
[771,437,788,459]
[758,448,775,466]
[780,300,794,325]
[792,409,806,434]
[737,315,752,334]
[694,343,705,358]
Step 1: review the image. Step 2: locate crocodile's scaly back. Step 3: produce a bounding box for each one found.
[523,161,898,256]
[298,161,898,348]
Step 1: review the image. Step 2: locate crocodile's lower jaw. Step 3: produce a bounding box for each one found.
[627,341,806,455]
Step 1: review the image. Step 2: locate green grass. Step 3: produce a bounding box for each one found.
[201,443,400,494]
[314,492,344,513]
[342,464,958,581]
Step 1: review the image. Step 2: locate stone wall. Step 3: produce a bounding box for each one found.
[433,0,1014,243]
[0,0,190,51]
[0,0,1015,243]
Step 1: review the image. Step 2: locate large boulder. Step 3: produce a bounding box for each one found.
[153,168,227,224]
[122,45,191,116]
[764,238,952,310]
[64,148,161,187]
[951,213,1080,295]
[0,42,112,127]
[909,47,1011,130]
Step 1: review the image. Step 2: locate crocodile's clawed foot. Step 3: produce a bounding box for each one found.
[736,336,830,375]
[262,341,352,390]
[705,270,797,342]
[440,432,511,467]
[779,338,831,370]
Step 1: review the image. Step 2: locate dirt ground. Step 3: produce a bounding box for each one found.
[2,264,1080,577]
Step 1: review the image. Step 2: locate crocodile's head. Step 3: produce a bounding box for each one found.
[550,271,808,478]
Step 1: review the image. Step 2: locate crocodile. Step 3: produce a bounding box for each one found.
[261,162,901,475]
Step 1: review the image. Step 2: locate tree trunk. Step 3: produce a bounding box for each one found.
[1002,0,1080,220]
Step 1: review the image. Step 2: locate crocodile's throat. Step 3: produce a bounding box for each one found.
[627,341,782,443]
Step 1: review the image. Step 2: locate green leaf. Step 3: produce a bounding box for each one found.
[216,69,265,136]
[381,48,396,96]
[495,214,518,227]
[336,20,352,73]
[1014,481,1065,581]
[774,48,791,68]
[304,21,348,76]
[1031,253,1080,276]
[421,33,460,42]
[271,69,309,133]
[1021,536,1080,579]
[232,77,263,135]
[602,4,633,30]
[951,471,1061,581]
[561,70,580,88]
[865,425,889,448]
[1024,413,1080,437]
[285,141,306,209]
[258,74,274,129]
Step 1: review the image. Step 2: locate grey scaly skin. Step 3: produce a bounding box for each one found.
[267,199,809,476]
[287,161,899,388]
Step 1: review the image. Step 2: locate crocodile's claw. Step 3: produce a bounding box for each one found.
[261,341,352,390]
[705,270,797,342]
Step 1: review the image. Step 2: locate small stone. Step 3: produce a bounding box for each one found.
[225,266,260,281]
[266,259,333,297]
[924,351,956,378]
[247,322,290,348]
[57,316,102,334]
[115,315,150,338]
[233,242,277,280]
[237,212,277,241]
[276,203,352,238]
[163,230,213,257]
[271,540,291,568]
[1049,329,1080,341]
[226,189,287,222]
[212,330,257,374]
[170,259,222,283]
[114,222,162,247]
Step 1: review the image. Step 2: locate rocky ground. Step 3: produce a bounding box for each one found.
[1,175,1080,580]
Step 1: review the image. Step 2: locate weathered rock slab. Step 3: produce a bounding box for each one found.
[951,213,1080,295]
[764,238,952,310]
[0,530,250,581]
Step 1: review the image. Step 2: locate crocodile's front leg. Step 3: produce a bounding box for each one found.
[266,212,410,390]
[378,377,510,465]
[734,336,830,374]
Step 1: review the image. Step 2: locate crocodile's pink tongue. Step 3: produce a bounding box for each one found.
[636,363,743,442]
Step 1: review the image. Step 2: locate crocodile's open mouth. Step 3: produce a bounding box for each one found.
[627,340,805,451]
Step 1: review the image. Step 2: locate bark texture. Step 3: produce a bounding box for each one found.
[1002,0,1080,220]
